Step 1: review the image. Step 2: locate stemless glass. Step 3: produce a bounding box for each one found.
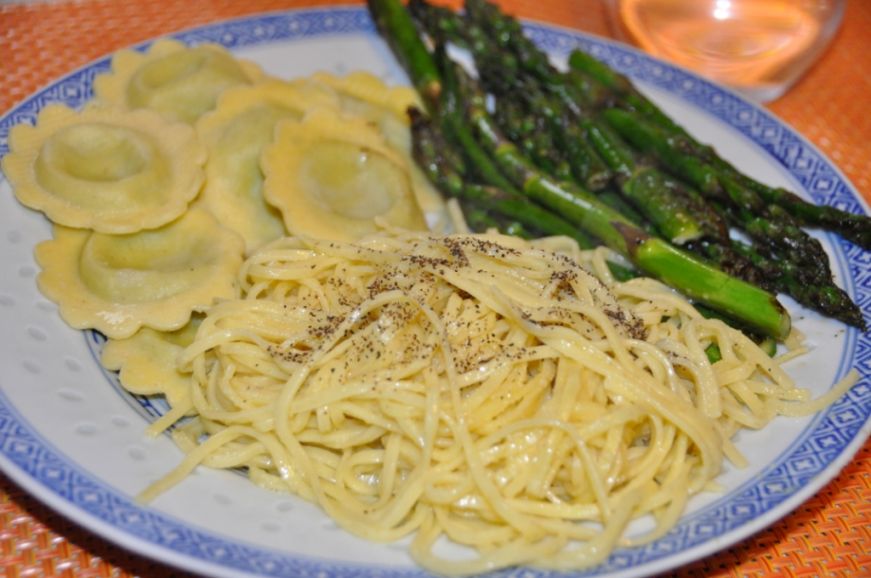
[603,0,846,102]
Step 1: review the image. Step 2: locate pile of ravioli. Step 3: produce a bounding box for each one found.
[2,39,437,406]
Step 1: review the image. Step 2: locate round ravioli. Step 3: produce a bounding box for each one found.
[35,209,245,339]
[310,72,447,230]
[94,39,263,124]
[101,317,200,411]
[311,71,420,154]
[2,104,205,234]
[262,108,428,242]
[195,80,340,253]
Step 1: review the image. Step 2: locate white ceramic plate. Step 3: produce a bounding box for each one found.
[0,7,868,578]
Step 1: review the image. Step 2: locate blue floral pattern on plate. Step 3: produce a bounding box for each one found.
[0,7,868,578]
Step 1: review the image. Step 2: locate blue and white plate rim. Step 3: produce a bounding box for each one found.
[0,6,868,578]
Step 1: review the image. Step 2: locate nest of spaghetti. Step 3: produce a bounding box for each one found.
[141,228,848,574]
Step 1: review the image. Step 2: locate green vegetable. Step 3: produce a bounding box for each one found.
[368,0,794,340]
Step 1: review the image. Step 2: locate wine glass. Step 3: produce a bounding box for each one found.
[603,0,846,102]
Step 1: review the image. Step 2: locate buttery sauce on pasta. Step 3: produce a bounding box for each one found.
[140,229,855,574]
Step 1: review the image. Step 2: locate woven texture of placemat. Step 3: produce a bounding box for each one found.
[0,1,869,577]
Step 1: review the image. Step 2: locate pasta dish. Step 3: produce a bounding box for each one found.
[0,30,858,575]
[137,230,850,574]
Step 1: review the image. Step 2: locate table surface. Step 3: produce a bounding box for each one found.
[0,0,869,576]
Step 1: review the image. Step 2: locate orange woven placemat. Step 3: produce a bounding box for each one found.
[0,1,869,577]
